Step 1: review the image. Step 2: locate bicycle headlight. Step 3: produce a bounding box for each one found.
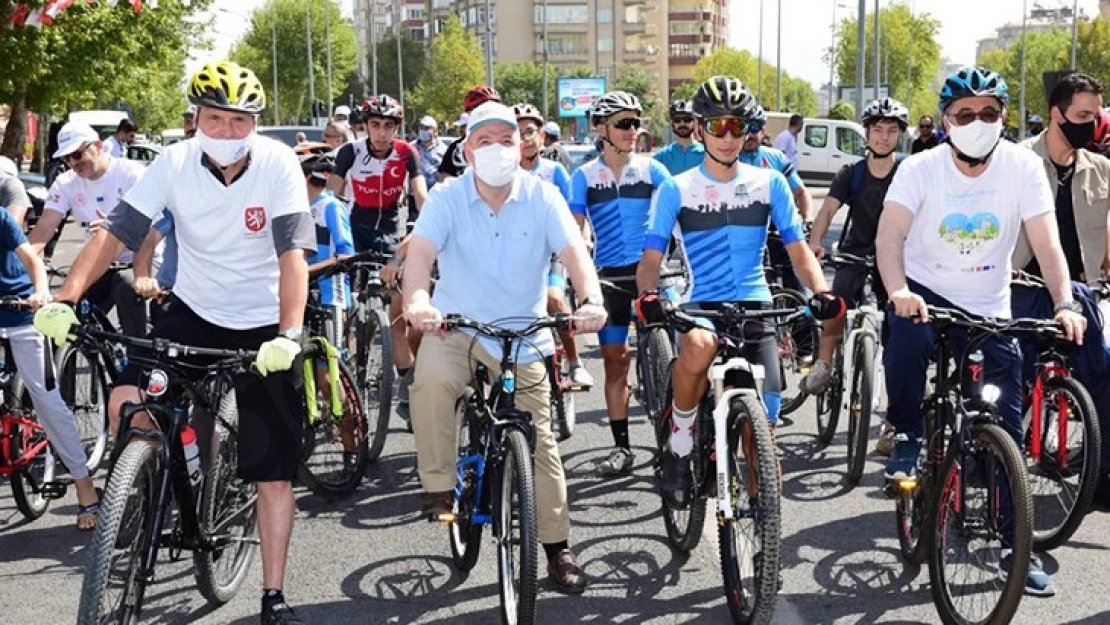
[980,384,1001,405]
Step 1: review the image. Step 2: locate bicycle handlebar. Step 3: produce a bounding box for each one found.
[0,296,30,310]
[925,305,1064,339]
[309,249,393,281]
[668,303,809,334]
[75,324,258,364]
[823,252,874,269]
[438,313,585,339]
[598,271,686,296]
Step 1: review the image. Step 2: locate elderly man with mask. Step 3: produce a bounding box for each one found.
[411,115,446,188]
[403,101,607,595]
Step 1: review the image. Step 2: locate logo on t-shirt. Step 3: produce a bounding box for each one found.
[74,193,87,208]
[244,206,267,234]
[938,212,1000,257]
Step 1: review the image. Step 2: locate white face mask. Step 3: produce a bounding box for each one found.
[471,143,519,187]
[196,126,253,167]
[947,119,1002,159]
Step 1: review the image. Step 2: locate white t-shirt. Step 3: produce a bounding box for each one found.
[118,136,314,329]
[773,130,798,169]
[45,156,145,263]
[102,136,125,159]
[885,141,1053,318]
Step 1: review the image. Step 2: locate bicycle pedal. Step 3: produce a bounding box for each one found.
[568,383,591,393]
[427,511,456,524]
[39,482,68,499]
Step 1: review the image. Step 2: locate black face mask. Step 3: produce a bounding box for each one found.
[1060,118,1095,149]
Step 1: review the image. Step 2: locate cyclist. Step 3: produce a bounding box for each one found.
[876,66,1085,596]
[570,91,672,475]
[514,102,594,389]
[28,121,149,337]
[653,99,704,175]
[803,98,909,433]
[0,155,32,227]
[439,85,501,182]
[635,76,841,501]
[541,120,573,172]
[327,94,426,419]
[35,60,316,624]
[402,101,607,593]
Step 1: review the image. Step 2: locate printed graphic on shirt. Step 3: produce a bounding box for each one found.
[938,212,1000,257]
[244,206,268,235]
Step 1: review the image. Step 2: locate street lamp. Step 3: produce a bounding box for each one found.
[1070,0,1079,70]
[872,0,880,101]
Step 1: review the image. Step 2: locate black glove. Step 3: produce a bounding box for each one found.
[808,291,845,321]
[634,290,671,323]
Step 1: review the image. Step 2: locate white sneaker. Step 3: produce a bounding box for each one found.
[569,363,594,389]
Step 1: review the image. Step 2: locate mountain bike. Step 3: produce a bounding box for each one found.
[76,327,260,624]
[657,302,810,625]
[342,251,394,462]
[444,314,578,625]
[889,306,1038,625]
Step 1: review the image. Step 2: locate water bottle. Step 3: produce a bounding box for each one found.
[502,369,516,394]
[181,426,202,488]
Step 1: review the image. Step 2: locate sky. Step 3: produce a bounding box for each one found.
[193,0,1102,88]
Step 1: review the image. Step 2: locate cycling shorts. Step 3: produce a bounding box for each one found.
[832,264,887,309]
[351,223,399,256]
[598,264,638,346]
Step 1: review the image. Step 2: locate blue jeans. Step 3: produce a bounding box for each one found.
[884,280,1023,445]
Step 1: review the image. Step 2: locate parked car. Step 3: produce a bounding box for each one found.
[258,125,324,147]
[126,143,161,165]
[16,171,47,229]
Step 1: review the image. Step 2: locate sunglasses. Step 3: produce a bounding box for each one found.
[946,108,1002,127]
[672,117,695,125]
[702,117,757,139]
[607,117,642,131]
[61,143,92,165]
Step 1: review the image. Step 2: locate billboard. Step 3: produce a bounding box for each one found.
[837,84,890,104]
[557,77,607,118]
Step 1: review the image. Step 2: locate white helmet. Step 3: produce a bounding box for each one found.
[861,97,909,129]
[590,91,642,124]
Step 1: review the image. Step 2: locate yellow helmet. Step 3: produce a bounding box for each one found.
[188,61,266,114]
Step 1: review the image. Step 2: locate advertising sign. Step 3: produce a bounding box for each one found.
[557,77,607,118]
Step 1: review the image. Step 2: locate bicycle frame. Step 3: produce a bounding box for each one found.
[839,303,884,414]
[709,356,766,520]
[1027,351,1071,468]
[0,413,49,476]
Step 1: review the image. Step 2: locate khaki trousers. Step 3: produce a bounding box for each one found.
[410,332,570,543]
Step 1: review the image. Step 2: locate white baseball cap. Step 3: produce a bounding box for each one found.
[334,105,352,118]
[53,122,100,159]
[467,102,518,134]
[0,156,17,178]
[419,115,437,129]
[454,112,470,127]
[543,121,561,138]
[182,105,196,118]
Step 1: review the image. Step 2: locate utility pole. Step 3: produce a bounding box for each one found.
[271,16,280,124]
[906,0,914,108]
[1020,0,1028,140]
[758,0,764,103]
[1070,0,1079,70]
[542,0,549,119]
[307,4,315,123]
[484,0,494,87]
[855,0,865,117]
[370,0,378,94]
[775,0,782,110]
[872,0,880,101]
[397,1,404,109]
[829,0,837,115]
[326,6,333,118]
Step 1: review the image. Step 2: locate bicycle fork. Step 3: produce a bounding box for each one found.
[840,309,883,414]
[1029,366,1070,469]
[709,358,765,521]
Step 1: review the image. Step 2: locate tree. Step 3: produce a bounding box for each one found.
[689,46,817,116]
[230,0,357,125]
[828,100,856,120]
[371,32,427,109]
[411,15,484,123]
[835,3,942,123]
[494,62,555,115]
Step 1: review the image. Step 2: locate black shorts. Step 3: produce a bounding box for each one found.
[832,264,887,309]
[117,296,306,483]
[598,264,638,346]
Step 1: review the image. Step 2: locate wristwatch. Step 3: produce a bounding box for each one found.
[1053,300,1083,315]
[279,328,304,342]
[582,294,604,307]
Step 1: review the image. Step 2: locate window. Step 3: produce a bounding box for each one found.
[597,8,612,23]
[410,27,424,41]
[836,127,865,156]
[598,66,614,80]
[669,22,702,35]
[535,4,588,24]
[598,36,613,52]
[669,43,697,58]
[406,7,424,20]
[539,34,588,55]
[624,6,642,23]
[805,125,828,148]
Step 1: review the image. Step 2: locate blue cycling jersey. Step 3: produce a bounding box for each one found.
[526,158,571,202]
[309,191,355,308]
[739,146,803,192]
[645,163,804,303]
[653,141,705,176]
[570,154,670,268]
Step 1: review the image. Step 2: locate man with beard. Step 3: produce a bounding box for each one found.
[653,99,704,176]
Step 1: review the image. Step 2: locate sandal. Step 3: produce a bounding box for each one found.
[77,488,103,532]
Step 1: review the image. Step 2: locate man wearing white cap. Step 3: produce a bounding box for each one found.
[333,104,352,123]
[403,101,608,596]
[182,105,197,139]
[0,155,32,227]
[411,115,446,188]
[28,122,148,336]
[541,120,573,171]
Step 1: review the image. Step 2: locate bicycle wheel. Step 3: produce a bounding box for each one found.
[929,422,1032,625]
[815,347,842,445]
[56,343,110,474]
[645,327,675,424]
[77,441,159,625]
[846,335,876,485]
[657,374,708,552]
[720,395,781,625]
[449,394,483,572]
[195,392,259,605]
[497,428,538,625]
[772,288,818,416]
[550,349,575,442]
[1024,375,1101,551]
[10,415,57,521]
[355,307,393,462]
[298,358,368,499]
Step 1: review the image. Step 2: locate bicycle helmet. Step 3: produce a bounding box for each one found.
[692,76,759,120]
[188,61,266,114]
[861,97,910,129]
[293,142,333,158]
[749,104,768,127]
[938,66,1009,112]
[669,99,694,119]
[590,91,643,124]
[300,152,336,179]
[360,95,404,122]
[512,103,544,125]
[463,85,501,113]
[1090,108,1110,153]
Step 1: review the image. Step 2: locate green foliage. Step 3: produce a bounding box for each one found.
[372,33,427,111]
[494,62,557,118]
[411,15,484,123]
[828,100,856,120]
[690,46,817,116]
[230,0,357,125]
[835,3,942,123]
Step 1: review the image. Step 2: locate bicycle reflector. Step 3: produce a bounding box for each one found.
[146,369,169,397]
[897,477,917,491]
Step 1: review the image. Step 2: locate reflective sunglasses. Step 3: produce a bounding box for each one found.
[607,117,642,131]
[946,108,1002,127]
[702,117,756,139]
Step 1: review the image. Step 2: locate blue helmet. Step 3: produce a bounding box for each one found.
[938,67,1009,112]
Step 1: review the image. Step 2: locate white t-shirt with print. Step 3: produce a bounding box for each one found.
[45,156,146,263]
[119,136,313,329]
[885,141,1053,318]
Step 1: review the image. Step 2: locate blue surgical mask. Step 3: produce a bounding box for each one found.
[418,129,433,142]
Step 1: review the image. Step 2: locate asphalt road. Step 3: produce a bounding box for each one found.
[3,191,1110,624]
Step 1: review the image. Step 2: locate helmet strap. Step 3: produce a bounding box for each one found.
[600,133,633,156]
[704,147,738,168]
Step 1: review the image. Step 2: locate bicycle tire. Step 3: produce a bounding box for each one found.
[895,407,933,566]
[929,422,1031,625]
[195,393,259,605]
[56,343,110,475]
[9,375,55,520]
[646,327,675,424]
[449,394,483,572]
[1025,374,1101,551]
[298,358,368,499]
[550,349,575,442]
[815,359,842,445]
[361,308,394,463]
[772,288,817,416]
[77,441,159,625]
[720,394,781,625]
[658,364,707,552]
[497,428,538,625]
[846,335,876,484]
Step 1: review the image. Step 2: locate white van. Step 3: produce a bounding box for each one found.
[762,112,867,186]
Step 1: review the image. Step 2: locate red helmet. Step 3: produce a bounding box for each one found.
[1090,108,1110,155]
[359,94,404,122]
[463,85,501,113]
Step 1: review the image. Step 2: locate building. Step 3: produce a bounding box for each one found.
[354,0,428,92]
[975,2,1089,61]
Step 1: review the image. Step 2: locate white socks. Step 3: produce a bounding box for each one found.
[669,404,698,457]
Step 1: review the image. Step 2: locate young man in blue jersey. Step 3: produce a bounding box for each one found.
[570,91,672,474]
[653,99,704,176]
[634,77,843,501]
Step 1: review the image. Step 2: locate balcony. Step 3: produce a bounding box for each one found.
[536,21,588,33]
[623,19,645,33]
[622,45,659,61]
[545,49,590,62]
[668,10,713,22]
[668,33,713,45]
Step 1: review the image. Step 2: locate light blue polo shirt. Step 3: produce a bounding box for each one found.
[413,168,579,361]
[653,141,705,176]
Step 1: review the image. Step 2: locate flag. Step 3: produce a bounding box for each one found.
[130,0,142,13]
[8,4,31,27]
[25,6,43,28]
[41,0,78,26]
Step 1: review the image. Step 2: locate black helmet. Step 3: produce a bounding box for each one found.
[669,99,694,119]
[300,152,335,182]
[692,76,760,120]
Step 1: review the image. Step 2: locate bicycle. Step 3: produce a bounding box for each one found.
[444,314,578,625]
[342,251,395,461]
[76,328,260,624]
[889,306,1038,625]
[763,237,819,417]
[813,252,884,485]
[656,302,810,625]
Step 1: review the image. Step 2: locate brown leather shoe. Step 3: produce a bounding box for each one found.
[547,549,587,594]
[421,491,453,522]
